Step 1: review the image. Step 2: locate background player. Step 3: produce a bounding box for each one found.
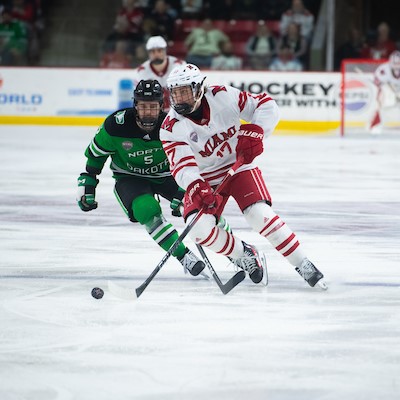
[77,79,205,277]
[160,64,327,289]
[370,50,400,134]
[133,36,186,111]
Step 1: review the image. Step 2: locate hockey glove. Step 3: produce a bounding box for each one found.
[236,123,264,164]
[77,173,99,212]
[186,179,223,214]
[170,187,185,217]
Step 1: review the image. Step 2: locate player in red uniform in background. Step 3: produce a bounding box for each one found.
[133,36,185,111]
[160,64,327,289]
[370,50,400,133]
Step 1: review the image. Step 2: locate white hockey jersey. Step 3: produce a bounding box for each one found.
[160,85,280,190]
[133,56,185,111]
[374,62,400,95]
[133,56,185,88]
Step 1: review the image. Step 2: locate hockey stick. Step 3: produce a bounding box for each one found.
[196,244,245,295]
[108,160,243,300]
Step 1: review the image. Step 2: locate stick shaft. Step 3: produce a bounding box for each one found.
[135,160,243,298]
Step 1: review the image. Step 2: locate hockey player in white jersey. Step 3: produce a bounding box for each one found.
[133,36,186,111]
[160,63,327,289]
[370,50,400,133]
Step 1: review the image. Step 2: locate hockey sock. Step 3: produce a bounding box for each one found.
[217,215,232,233]
[370,111,381,128]
[244,202,307,266]
[132,194,186,258]
[188,213,243,258]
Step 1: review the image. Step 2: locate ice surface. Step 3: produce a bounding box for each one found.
[0,126,399,400]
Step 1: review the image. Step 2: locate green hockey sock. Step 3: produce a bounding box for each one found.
[146,215,186,258]
[132,194,186,258]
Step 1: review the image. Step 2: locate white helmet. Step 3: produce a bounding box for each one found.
[389,50,400,68]
[146,36,167,51]
[167,63,206,115]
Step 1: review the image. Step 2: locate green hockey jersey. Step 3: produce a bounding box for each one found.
[85,108,171,182]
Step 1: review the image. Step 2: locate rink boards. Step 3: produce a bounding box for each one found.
[0,68,338,134]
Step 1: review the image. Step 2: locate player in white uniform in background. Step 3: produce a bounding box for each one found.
[133,36,186,111]
[370,50,400,134]
[160,64,327,289]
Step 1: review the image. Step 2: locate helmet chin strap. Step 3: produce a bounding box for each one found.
[136,116,156,131]
[191,82,205,113]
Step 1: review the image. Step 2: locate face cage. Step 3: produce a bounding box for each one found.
[391,66,400,78]
[135,103,162,131]
[169,82,204,115]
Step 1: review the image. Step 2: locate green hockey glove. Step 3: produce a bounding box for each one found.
[170,187,185,217]
[77,173,99,212]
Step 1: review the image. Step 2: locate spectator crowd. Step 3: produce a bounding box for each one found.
[0,0,45,65]
[1,0,399,70]
[100,0,317,71]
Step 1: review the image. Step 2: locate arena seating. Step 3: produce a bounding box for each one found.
[170,19,280,61]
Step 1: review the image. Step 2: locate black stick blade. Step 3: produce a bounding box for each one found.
[220,270,246,294]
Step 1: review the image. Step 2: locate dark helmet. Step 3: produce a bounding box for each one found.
[133,80,163,106]
[133,80,163,131]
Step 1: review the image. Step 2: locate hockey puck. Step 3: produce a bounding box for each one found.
[91,287,104,299]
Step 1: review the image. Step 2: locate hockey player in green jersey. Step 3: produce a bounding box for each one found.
[77,79,205,276]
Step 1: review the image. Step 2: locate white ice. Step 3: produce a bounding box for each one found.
[0,126,399,400]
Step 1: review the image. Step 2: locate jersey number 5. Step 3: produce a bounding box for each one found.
[144,155,153,164]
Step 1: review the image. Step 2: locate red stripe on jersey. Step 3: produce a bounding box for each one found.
[256,97,273,109]
[200,163,234,178]
[259,215,279,235]
[238,92,248,112]
[172,162,197,177]
[175,155,195,166]
[276,233,295,251]
[201,167,234,184]
[162,141,187,152]
[282,241,300,257]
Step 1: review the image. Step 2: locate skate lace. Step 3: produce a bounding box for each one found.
[298,259,317,280]
[237,256,259,274]
[180,250,197,271]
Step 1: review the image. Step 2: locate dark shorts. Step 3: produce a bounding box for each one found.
[114,175,180,222]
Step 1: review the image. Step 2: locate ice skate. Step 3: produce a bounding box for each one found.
[295,258,328,290]
[230,242,267,284]
[178,249,206,276]
[370,123,383,135]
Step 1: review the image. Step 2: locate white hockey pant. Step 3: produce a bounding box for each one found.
[243,202,306,266]
[187,213,244,258]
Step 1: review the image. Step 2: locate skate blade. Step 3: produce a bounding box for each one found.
[316,279,328,290]
[199,270,211,280]
[259,251,269,286]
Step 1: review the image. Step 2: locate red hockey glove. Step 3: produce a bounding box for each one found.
[236,123,264,164]
[187,179,223,214]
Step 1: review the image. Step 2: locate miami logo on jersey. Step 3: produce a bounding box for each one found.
[161,116,179,132]
[199,125,236,157]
